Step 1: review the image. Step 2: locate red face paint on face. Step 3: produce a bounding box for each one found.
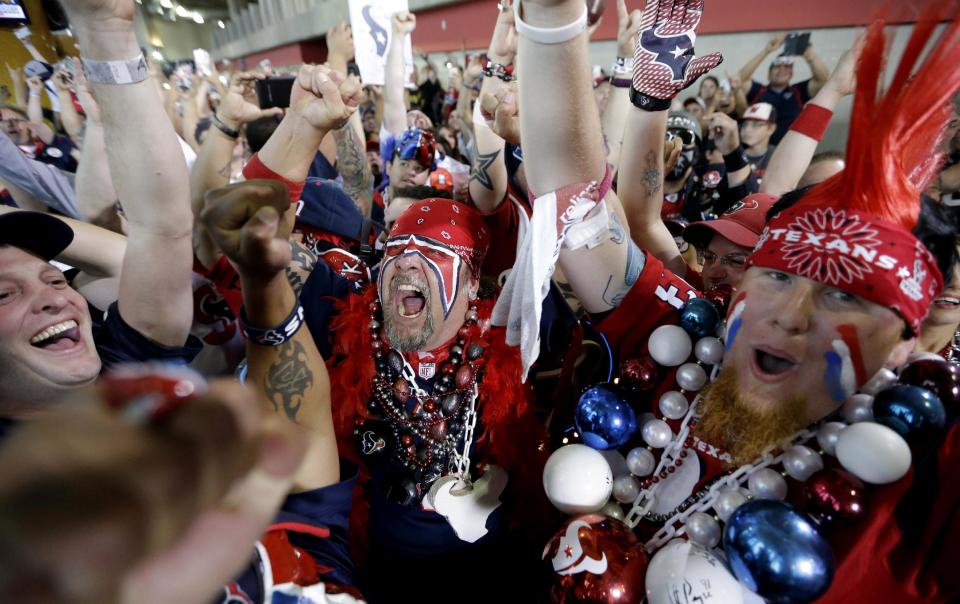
[379,235,463,318]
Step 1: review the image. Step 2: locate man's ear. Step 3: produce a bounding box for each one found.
[884,336,916,369]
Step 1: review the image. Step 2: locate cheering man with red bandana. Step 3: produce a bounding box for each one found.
[204,58,550,601]
[512,0,960,601]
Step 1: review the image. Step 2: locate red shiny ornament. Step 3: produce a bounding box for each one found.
[899,358,960,415]
[424,399,437,412]
[458,326,471,339]
[371,340,384,351]
[542,514,649,603]
[442,363,457,375]
[455,366,474,388]
[430,421,448,440]
[704,283,734,315]
[393,378,410,401]
[802,468,867,525]
[400,434,414,446]
[619,356,660,392]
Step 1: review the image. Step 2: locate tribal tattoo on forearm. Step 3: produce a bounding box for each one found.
[470,149,501,190]
[334,123,374,213]
[263,339,314,423]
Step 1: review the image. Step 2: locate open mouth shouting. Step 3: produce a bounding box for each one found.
[30,319,83,353]
[396,282,428,319]
[751,346,798,381]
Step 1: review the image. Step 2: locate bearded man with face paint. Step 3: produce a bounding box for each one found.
[509,0,960,600]
[235,60,549,603]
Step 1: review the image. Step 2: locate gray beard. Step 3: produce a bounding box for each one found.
[384,308,435,352]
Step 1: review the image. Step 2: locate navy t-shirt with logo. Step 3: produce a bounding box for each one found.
[747,79,812,145]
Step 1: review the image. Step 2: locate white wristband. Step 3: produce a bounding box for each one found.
[81,54,149,85]
[513,0,587,45]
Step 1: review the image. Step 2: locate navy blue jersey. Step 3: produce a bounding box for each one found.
[747,79,812,145]
[31,135,79,173]
[221,461,359,603]
[92,301,203,370]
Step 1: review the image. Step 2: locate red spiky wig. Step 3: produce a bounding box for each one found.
[749,5,960,334]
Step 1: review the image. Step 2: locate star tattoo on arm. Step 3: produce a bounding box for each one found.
[470,149,501,190]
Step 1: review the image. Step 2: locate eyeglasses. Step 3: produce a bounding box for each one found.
[696,248,749,270]
[667,129,696,146]
[0,116,26,130]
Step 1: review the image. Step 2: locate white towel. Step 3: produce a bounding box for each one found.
[492,177,609,380]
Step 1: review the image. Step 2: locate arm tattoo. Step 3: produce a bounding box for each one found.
[216,157,233,180]
[608,212,626,245]
[642,149,662,197]
[470,149,501,190]
[600,241,644,309]
[263,339,314,422]
[334,124,373,214]
[285,241,317,295]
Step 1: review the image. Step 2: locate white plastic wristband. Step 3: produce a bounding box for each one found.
[81,54,149,85]
[472,100,491,129]
[513,0,588,45]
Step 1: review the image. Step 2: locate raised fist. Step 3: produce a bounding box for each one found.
[201,180,294,282]
[631,0,722,105]
[392,11,416,35]
[289,64,362,132]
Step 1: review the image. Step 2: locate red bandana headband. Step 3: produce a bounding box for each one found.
[747,206,943,335]
[387,198,490,274]
[381,199,491,318]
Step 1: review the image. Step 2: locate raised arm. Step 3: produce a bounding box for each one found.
[24,76,55,144]
[50,70,85,143]
[737,34,785,85]
[202,64,362,489]
[601,0,642,174]
[191,72,283,268]
[520,0,720,311]
[469,0,518,213]
[73,65,122,230]
[333,112,374,216]
[803,41,831,96]
[64,0,194,348]
[384,11,416,136]
[761,36,862,196]
[202,181,338,491]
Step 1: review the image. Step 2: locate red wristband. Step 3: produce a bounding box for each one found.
[242,153,306,205]
[789,103,833,142]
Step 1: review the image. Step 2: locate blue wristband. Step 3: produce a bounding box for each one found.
[239,300,305,346]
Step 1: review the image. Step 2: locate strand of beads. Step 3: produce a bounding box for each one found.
[353,300,486,501]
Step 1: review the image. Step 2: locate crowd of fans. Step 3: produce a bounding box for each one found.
[1,0,960,602]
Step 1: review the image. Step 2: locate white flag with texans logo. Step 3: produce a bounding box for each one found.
[347,0,414,86]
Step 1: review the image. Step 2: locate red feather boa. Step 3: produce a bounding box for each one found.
[326,287,552,559]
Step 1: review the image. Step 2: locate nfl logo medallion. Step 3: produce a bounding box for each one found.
[419,363,436,380]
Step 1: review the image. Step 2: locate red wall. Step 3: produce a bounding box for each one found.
[243,39,327,68]
[411,0,955,52]
[241,0,955,65]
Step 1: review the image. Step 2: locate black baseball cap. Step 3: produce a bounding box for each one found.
[0,211,74,261]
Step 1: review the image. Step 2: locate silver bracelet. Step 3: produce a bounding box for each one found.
[81,54,149,85]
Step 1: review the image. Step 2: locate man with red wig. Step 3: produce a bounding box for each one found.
[507,0,960,600]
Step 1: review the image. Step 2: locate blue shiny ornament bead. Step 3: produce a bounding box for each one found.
[872,384,946,438]
[723,500,834,604]
[679,298,721,339]
[574,384,638,450]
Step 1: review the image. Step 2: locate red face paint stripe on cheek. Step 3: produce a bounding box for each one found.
[835,323,867,386]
